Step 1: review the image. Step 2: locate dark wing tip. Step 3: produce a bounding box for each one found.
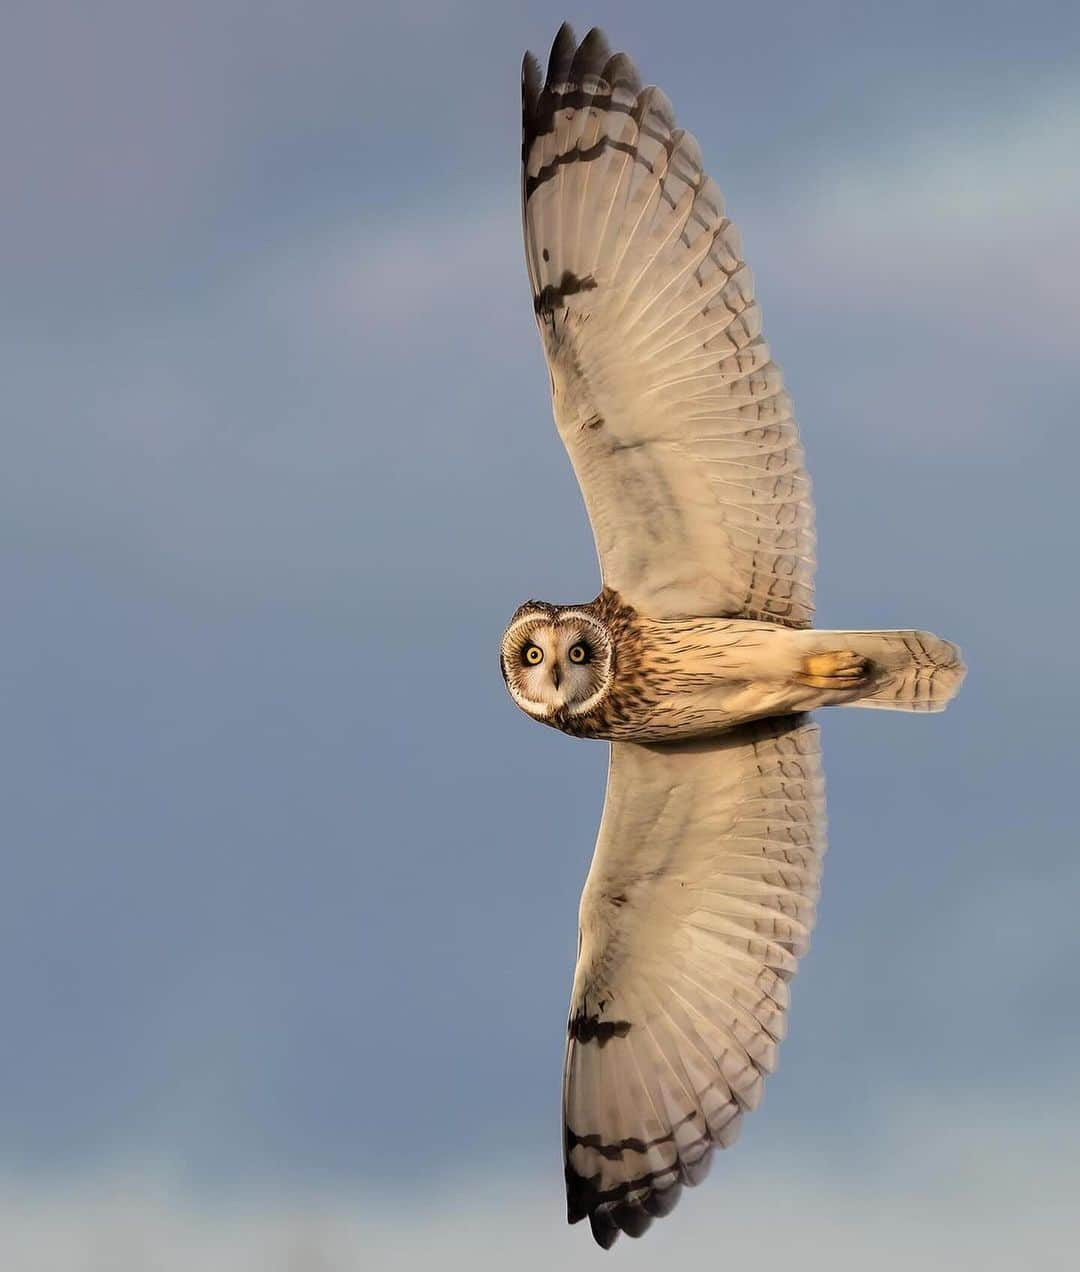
[565,1161,591,1226]
[522,26,645,163]
[546,21,577,86]
[569,27,612,83]
[588,1209,621,1249]
[566,1155,685,1247]
[602,51,641,94]
[609,1198,654,1240]
[521,51,542,117]
[643,1179,683,1218]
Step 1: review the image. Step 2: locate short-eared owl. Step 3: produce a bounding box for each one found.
[502,24,965,1248]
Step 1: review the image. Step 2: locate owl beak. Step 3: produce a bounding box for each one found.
[550,665,561,690]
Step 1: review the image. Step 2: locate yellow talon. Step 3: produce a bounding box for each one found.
[796,649,870,689]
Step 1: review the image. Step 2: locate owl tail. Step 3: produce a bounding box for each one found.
[812,629,966,713]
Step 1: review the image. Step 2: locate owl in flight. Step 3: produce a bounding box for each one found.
[501,24,965,1249]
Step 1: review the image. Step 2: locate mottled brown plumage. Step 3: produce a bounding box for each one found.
[502,587,962,743]
[501,23,966,1248]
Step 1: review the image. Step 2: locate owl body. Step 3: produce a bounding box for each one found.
[501,588,962,743]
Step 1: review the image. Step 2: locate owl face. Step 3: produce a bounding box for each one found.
[500,605,614,722]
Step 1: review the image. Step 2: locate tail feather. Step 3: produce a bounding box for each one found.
[814,629,966,713]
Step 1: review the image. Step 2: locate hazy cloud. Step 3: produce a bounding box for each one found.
[4,1084,1077,1269]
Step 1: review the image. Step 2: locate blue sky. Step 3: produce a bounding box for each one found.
[3,1,1079,1265]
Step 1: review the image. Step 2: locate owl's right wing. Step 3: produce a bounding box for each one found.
[522,26,815,625]
[562,716,826,1247]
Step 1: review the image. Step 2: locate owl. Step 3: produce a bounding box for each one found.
[501,24,966,1248]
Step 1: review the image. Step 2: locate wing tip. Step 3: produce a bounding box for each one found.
[602,50,642,94]
[588,1212,621,1249]
[569,27,612,84]
[522,24,643,158]
[521,50,542,110]
[545,21,577,87]
[565,1151,699,1247]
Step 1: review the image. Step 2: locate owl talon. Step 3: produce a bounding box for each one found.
[795,649,870,690]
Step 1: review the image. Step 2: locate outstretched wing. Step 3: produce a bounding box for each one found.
[522,25,815,626]
[563,717,825,1246]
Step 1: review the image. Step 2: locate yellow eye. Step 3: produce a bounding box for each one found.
[523,644,544,666]
[568,643,589,664]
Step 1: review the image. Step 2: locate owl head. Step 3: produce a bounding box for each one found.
[500,601,614,722]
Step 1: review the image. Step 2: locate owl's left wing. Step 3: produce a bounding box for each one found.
[522,25,815,626]
[563,716,825,1247]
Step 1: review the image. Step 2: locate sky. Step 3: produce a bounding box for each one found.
[2,1,1079,1266]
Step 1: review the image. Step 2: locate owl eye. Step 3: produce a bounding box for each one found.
[568,643,590,664]
[523,643,544,666]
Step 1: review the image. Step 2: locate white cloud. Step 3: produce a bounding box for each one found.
[4,1086,1077,1271]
